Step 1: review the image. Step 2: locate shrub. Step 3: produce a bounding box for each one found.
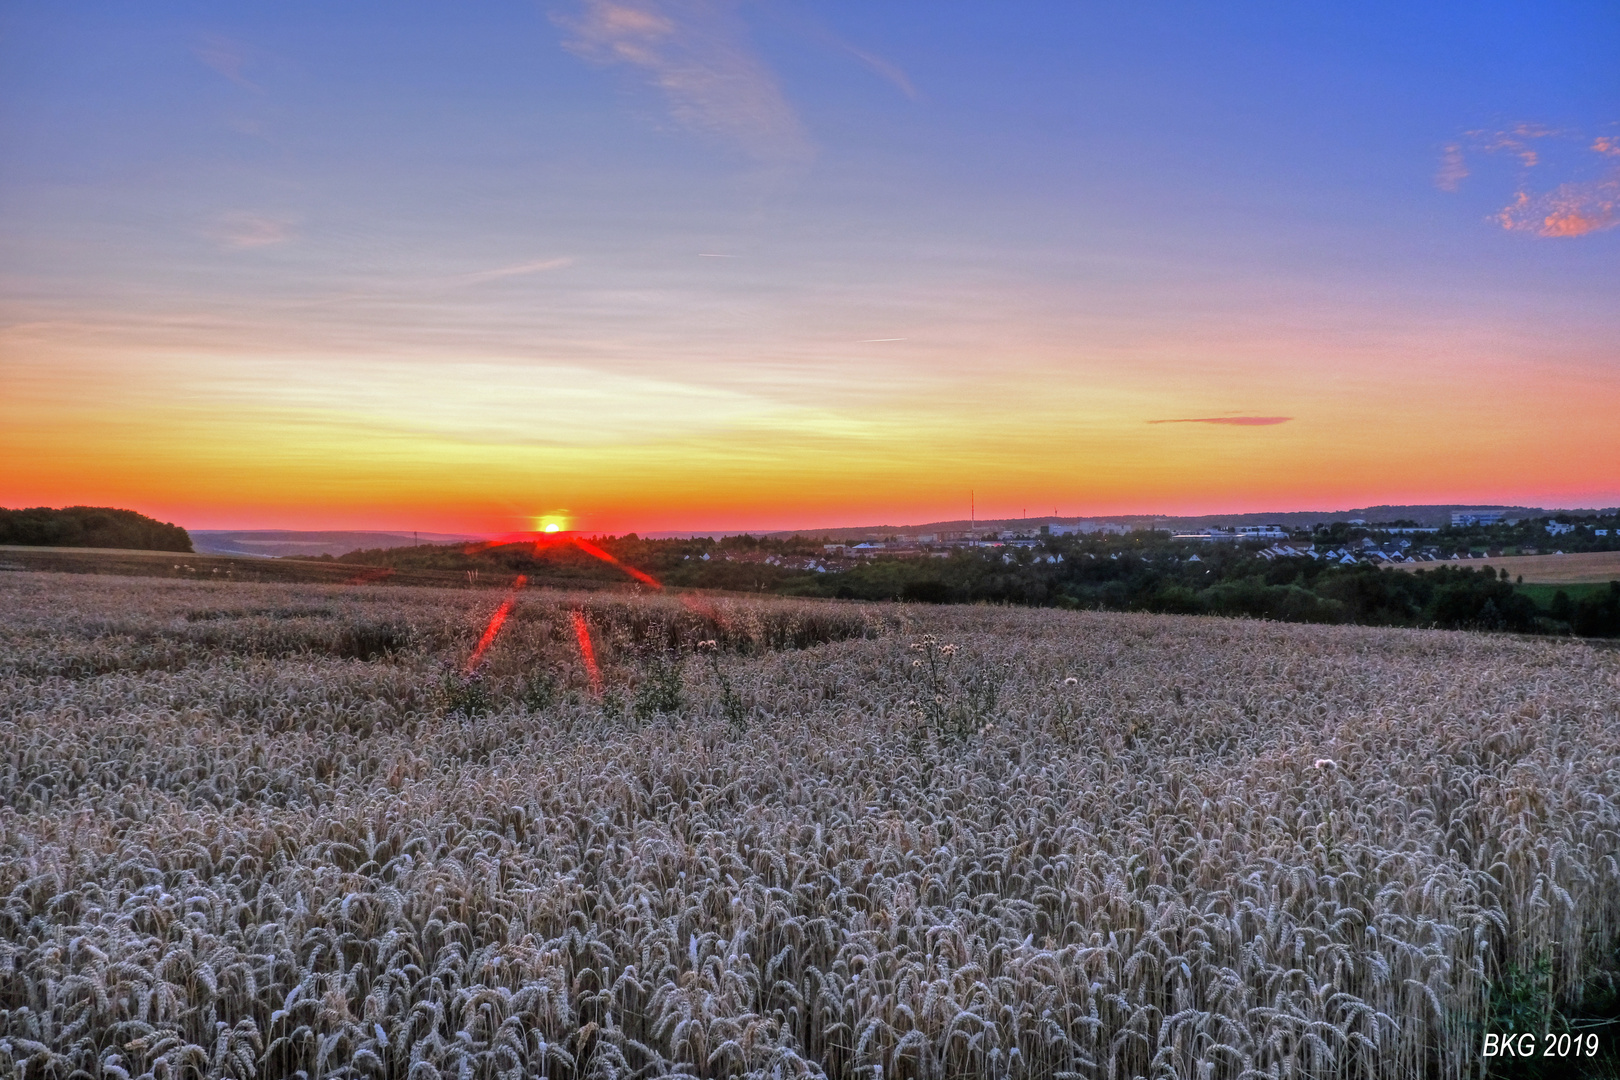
[331,620,415,660]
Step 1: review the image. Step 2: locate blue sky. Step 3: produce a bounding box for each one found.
[2,2,1617,530]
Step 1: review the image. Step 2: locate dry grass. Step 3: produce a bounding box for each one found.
[2,571,1619,1078]
[0,544,523,590]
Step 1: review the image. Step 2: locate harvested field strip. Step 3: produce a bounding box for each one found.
[1518,581,1620,606]
[0,545,531,588]
[1387,549,1620,584]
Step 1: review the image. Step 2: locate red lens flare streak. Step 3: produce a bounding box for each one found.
[569,537,664,589]
[464,531,666,590]
[571,609,603,695]
[461,532,732,663]
[464,574,527,674]
[549,535,731,629]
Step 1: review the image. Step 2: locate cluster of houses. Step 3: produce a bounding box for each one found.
[817,520,1148,558]
[1258,538,1575,566]
[689,551,840,573]
[821,541,945,559]
[1172,525,1291,542]
[1046,522,1133,537]
[821,533,1038,558]
[1249,540,1453,565]
[1256,543,1362,565]
[781,513,1615,571]
[695,530,1594,580]
[814,521,1454,565]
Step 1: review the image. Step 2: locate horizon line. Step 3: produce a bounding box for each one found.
[171,500,1620,539]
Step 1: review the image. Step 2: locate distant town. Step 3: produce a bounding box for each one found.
[785,508,1620,575]
[184,504,1620,566]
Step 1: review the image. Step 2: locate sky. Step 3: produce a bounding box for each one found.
[2,1,1617,534]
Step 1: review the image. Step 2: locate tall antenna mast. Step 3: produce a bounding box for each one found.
[971,490,975,546]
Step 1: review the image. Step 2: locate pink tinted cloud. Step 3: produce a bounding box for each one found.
[1437,123,1557,189]
[1477,122,1558,167]
[1148,416,1292,426]
[212,213,295,249]
[1498,179,1620,238]
[559,1,811,165]
[1442,123,1620,238]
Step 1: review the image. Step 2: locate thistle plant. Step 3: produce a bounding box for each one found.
[907,635,1001,741]
[699,638,746,733]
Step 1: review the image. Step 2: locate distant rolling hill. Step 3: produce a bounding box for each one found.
[766,504,1566,540]
[190,530,484,558]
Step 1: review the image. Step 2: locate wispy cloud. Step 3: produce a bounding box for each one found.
[1440,123,1620,238]
[1478,122,1558,167]
[192,357,773,447]
[265,258,572,310]
[1148,416,1292,426]
[1435,144,1468,192]
[758,5,921,104]
[843,45,919,101]
[452,258,573,286]
[211,213,295,249]
[558,0,811,165]
[195,34,259,92]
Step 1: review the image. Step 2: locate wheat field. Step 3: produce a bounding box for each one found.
[2,571,1618,1079]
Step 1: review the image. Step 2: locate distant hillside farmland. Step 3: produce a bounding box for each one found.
[1388,550,1620,584]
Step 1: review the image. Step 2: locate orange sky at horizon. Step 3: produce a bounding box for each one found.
[5,319,1617,534]
[4,6,1617,533]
